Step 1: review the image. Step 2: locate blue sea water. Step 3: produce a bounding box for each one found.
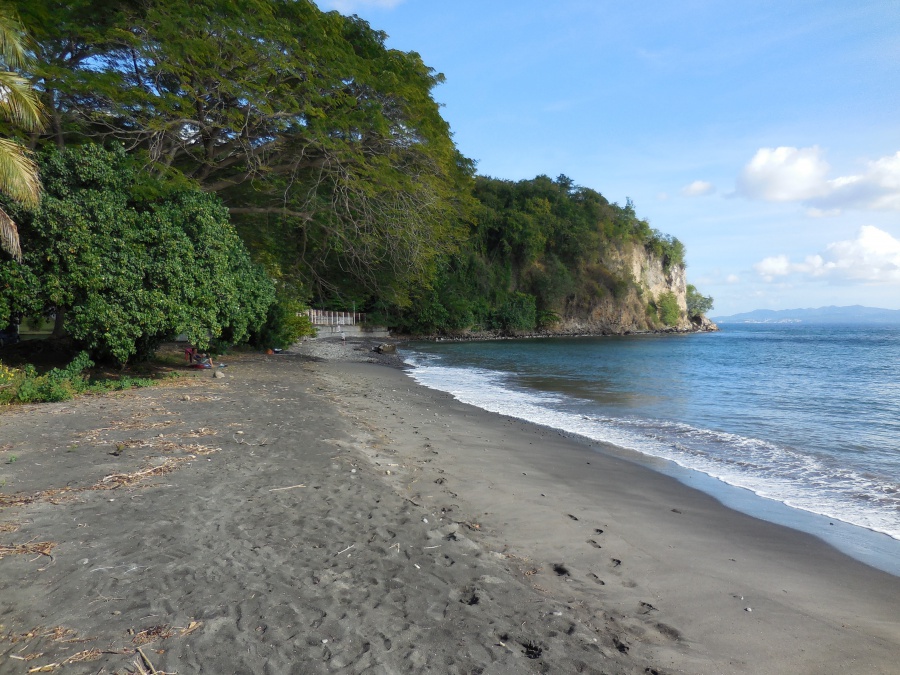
[402,324,900,570]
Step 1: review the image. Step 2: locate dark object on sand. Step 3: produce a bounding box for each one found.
[0,326,20,347]
[521,640,544,659]
[374,343,396,354]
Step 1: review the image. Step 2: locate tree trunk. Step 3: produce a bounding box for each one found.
[51,307,67,338]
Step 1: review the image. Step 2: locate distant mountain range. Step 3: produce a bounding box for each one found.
[712,305,900,324]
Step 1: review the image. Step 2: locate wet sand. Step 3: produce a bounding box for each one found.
[0,342,898,673]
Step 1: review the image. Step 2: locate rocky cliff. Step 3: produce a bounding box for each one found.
[551,242,715,334]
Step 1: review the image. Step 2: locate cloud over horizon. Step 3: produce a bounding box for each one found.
[754,226,900,283]
[738,147,900,213]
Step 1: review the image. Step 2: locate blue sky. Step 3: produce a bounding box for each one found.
[320,0,900,315]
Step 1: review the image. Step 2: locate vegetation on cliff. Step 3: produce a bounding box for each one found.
[1,0,712,358]
[383,174,695,334]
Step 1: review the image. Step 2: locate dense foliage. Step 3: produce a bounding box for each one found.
[0,145,274,363]
[653,292,682,326]
[686,284,714,317]
[16,0,474,309]
[385,175,688,333]
[2,0,712,352]
[0,351,168,404]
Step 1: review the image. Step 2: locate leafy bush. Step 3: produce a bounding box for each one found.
[491,292,537,331]
[252,294,317,349]
[656,292,681,326]
[1,145,275,364]
[2,352,92,403]
[686,284,714,317]
[0,352,173,404]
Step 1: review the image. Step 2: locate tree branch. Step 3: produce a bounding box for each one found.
[227,206,314,220]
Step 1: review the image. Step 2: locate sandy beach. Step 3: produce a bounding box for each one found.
[0,338,898,674]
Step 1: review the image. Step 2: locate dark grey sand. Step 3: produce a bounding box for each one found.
[0,340,898,673]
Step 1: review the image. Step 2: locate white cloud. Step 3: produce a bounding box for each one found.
[754,226,900,283]
[726,274,741,284]
[737,146,831,202]
[322,0,405,12]
[738,147,900,212]
[806,207,841,218]
[681,180,716,197]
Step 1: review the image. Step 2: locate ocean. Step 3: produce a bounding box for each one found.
[402,324,900,574]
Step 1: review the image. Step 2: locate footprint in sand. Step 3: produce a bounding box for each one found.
[586,539,602,548]
[588,573,606,585]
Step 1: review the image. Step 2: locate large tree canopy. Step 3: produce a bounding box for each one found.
[15,0,474,306]
[0,144,274,363]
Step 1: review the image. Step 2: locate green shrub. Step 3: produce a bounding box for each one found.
[656,292,681,326]
[686,284,714,317]
[492,292,537,331]
[1,145,275,364]
[0,352,174,404]
[6,352,93,403]
[252,294,316,349]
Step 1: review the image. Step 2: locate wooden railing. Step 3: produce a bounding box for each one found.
[305,309,367,326]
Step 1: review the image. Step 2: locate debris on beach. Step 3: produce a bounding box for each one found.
[94,458,189,490]
[130,624,176,645]
[0,540,56,559]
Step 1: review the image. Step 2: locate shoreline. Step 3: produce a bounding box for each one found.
[0,344,898,673]
[320,356,900,673]
[396,334,900,576]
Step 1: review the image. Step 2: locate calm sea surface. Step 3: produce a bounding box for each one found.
[402,324,900,568]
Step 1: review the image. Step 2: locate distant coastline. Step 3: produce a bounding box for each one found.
[714,304,900,324]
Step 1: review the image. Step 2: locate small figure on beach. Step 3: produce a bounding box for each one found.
[185,347,214,369]
[341,330,346,344]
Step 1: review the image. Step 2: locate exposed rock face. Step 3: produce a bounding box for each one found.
[552,242,709,334]
[690,314,719,332]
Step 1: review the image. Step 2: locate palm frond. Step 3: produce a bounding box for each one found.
[0,137,40,205]
[0,6,28,70]
[0,206,21,261]
[0,70,43,130]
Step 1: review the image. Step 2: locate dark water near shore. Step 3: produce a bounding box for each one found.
[403,324,900,568]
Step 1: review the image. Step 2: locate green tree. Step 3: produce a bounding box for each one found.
[1,145,274,363]
[686,284,714,317]
[15,0,474,307]
[0,4,43,260]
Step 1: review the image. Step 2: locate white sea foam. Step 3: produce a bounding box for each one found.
[404,353,900,540]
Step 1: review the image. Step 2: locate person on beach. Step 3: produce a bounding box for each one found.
[185,347,214,368]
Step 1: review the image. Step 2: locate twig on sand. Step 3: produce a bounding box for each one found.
[131,624,175,646]
[335,544,355,556]
[96,459,188,489]
[269,484,306,492]
[0,539,56,560]
[135,647,157,674]
[133,645,176,674]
